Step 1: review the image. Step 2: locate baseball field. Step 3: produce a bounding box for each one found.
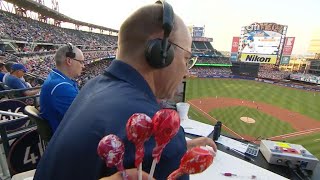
[185,78,320,159]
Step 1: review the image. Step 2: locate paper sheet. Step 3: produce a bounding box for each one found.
[180,119,214,137]
[190,150,289,180]
[216,135,248,153]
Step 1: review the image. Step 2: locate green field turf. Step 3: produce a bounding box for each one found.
[186,78,320,121]
[186,78,320,159]
[208,106,295,137]
[284,133,320,159]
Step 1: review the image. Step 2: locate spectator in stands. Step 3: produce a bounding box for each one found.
[34,2,216,180]
[0,61,6,82]
[39,44,84,132]
[2,61,15,83]
[3,63,40,96]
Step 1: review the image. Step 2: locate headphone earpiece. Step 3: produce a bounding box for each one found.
[145,1,175,69]
[145,39,174,69]
[66,43,76,59]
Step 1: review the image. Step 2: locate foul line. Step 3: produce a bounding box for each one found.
[268,127,320,139]
[188,101,244,139]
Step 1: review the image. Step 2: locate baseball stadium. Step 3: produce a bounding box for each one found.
[0,0,320,179]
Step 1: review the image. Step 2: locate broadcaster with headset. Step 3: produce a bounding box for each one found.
[39,44,85,132]
[34,1,216,180]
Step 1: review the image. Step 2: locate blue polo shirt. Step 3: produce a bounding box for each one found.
[0,72,4,82]
[39,69,79,132]
[4,74,28,89]
[34,60,188,180]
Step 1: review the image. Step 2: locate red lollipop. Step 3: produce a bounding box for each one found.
[148,109,180,180]
[167,146,215,179]
[152,109,180,162]
[97,134,128,180]
[126,113,153,167]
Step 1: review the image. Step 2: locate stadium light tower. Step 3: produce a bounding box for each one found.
[37,0,48,23]
[52,0,59,12]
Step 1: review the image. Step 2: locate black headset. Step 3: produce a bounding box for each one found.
[66,43,76,59]
[145,0,175,69]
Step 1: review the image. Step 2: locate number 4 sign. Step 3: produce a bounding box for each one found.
[8,130,44,175]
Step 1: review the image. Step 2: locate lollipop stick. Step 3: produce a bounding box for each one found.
[148,159,157,180]
[138,163,142,180]
[121,170,128,180]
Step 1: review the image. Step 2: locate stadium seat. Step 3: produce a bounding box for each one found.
[11,169,35,180]
[24,106,52,145]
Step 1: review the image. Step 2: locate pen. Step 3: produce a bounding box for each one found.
[221,173,257,179]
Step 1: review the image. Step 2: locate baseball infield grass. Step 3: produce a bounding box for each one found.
[208,106,295,138]
[186,78,320,159]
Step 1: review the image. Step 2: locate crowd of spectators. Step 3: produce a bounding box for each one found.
[77,60,112,87]
[1,50,115,85]
[196,57,231,65]
[189,67,232,77]
[258,64,291,80]
[0,10,117,47]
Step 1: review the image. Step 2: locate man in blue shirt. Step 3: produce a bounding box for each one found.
[40,44,85,132]
[4,63,40,96]
[35,2,216,180]
[0,61,6,82]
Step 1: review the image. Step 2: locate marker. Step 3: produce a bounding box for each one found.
[221,172,257,179]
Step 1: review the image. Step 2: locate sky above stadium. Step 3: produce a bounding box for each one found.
[43,0,320,55]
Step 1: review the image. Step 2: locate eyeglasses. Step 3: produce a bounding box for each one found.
[72,58,85,65]
[169,41,197,69]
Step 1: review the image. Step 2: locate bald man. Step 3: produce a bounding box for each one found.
[39,44,85,132]
[34,2,216,180]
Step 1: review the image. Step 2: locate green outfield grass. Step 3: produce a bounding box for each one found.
[186,78,320,158]
[285,133,320,159]
[186,78,320,121]
[208,106,295,137]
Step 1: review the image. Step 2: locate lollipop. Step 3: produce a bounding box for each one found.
[148,109,180,180]
[167,146,215,179]
[126,113,153,180]
[97,134,128,180]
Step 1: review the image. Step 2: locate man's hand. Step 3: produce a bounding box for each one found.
[187,137,217,154]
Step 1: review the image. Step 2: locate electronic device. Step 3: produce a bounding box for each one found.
[260,140,319,171]
[145,0,175,69]
[245,144,259,157]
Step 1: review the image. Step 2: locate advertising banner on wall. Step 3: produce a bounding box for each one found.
[230,53,238,61]
[231,37,240,53]
[240,54,277,64]
[282,37,295,55]
[280,56,291,65]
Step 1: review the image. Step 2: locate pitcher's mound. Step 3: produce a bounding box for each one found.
[240,117,256,123]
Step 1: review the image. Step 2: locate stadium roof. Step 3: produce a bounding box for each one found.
[4,0,118,33]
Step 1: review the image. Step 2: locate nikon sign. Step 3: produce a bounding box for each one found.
[240,54,277,64]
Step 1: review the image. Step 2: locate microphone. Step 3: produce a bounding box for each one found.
[213,121,222,141]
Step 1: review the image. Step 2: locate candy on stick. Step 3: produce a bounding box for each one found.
[148,109,180,180]
[97,134,128,180]
[167,146,215,180]
[126,113,153,180]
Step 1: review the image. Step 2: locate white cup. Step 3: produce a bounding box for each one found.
[176,102,190,123]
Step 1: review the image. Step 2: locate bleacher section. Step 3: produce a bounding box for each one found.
[0,10,117,47]
[192,41,223,57]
